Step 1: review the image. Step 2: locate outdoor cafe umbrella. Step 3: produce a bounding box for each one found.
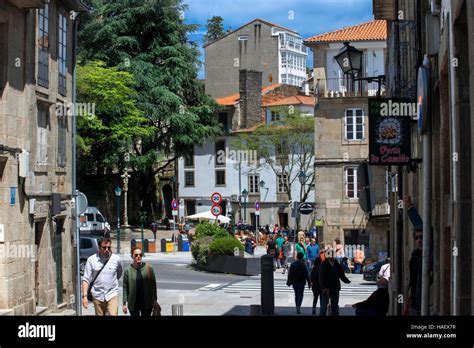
[186,210,231,224]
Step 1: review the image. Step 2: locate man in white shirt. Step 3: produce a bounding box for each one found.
[378,262,391,281]
[82,238,123,316]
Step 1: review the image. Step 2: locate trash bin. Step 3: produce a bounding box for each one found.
[146,239,156,253]
[161,238,173,252]
[132,239,143,251]
[178,235,190,252]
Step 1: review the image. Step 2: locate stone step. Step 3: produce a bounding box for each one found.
[35,306,47,316]
[0,309,14,316]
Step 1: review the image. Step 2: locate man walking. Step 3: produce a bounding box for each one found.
[287,252,311,314]
[319,251,350,316]
[82,237,123,315]
[306,238,320,269]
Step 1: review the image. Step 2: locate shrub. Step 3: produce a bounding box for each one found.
[209,237,244,256]
[191,236,213,267]
[195,221,228,240]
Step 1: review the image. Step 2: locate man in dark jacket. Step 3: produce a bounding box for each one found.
[287,252,311,314]
[352,278,389,316]
[319,251,351,316]
[310,258,322,315]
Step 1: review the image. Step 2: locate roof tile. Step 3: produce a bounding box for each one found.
[305,20,387,43]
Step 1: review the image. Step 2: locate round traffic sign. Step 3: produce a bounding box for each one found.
[77,191,88,215]
[298,202,314,215]
[211,192,222,205]
[210,204,222,217]
[255,201,260,211]
[172,199,178,210]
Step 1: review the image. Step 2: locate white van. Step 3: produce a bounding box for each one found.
[79,206,111,237]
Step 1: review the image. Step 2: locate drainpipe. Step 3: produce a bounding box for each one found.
[421,55,432,316]
[72,14,81,316]
[448,13,460,316]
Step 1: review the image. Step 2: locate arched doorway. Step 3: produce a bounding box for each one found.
[162,184,173,219]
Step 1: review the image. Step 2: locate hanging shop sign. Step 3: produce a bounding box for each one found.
[369,98,413,166]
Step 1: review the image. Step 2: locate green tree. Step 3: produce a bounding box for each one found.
[233,108,315,203]
[77,0,221,215]
[76,61,154,175]
[203,16,226,44]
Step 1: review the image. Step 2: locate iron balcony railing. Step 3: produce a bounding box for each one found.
[315,77,386,98]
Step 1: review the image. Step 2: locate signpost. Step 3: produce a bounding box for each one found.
[255,201,260,232]
[211,192,222,205]
[172,199,178,242]
[210,192,223,224]
[211,204,222,216]
[298,202,314,215]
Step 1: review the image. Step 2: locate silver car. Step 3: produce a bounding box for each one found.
[79,206,111,237]
[79,236,99,276]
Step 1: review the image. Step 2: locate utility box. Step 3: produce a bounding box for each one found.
[146,239,156,253]
[161,238,173,252]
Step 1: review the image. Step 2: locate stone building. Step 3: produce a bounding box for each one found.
[0,0,86,315]
[204,18,308,99]
[304,20,390,258]
[374,0,474,315]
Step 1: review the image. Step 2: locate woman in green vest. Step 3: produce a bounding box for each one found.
[122,246,160,316]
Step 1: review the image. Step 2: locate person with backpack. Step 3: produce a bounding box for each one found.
[266,235,279,270]
[287,252,311,314]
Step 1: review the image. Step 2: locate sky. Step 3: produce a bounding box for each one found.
[183,0,374,79]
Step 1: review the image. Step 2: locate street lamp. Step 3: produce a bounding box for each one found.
[114,186,122,253]
[296,171,306,235]
[242,189,248,224]
[334,41,385,96]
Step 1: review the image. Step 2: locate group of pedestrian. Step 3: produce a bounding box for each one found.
[82,237,160,316]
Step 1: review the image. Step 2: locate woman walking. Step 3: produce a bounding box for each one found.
[122,246,160,316]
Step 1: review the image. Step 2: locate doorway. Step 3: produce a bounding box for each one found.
[54,219,64,304]
[278,213,288,227]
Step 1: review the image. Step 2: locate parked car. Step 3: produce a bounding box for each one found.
[79,236,99,276]
[363,259,389,282]
[79,206,111,237]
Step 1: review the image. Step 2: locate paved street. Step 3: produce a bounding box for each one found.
[82,246,377,316]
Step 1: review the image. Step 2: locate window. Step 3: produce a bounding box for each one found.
[345,167,358,199]
[218,112,229,133]
[184,147,194,167]
[277,173,288,193]
[215,139,226,166]
[271,111,280,121]
[80,238,93,249]
[185,171,194,187]
[216,170,226,186]
[57,112,66,167]
[345,109,364,140]
[248,174,260,194]
[37,107,49,165]
[58,14,67,96]
[37,4,49,88]
[85,214,94,222]
[185,200,196,216]
[96,214,105,223]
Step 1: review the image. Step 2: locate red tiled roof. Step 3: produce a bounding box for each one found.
[304,20,387,44]
[263,95,315,107]
[216,83,283,106]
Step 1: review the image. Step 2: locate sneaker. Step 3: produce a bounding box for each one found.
[282,270,286,274]
[296,307,301,314]
[312,309,316,315]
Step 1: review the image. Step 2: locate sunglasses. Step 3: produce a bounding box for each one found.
[415,236,423,240]
[133,253,142,258]
[101,246,112,250]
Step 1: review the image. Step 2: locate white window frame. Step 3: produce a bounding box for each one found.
[277,173,288,193]
[345,108,365,141]
[248,174,260,194]
[344,167,358,199]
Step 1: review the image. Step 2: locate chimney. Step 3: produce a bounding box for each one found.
[302,81,310,96]
[239,69,262,128]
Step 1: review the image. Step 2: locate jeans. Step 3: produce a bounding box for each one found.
[320,290,340,316]
[354,263,362,274]
[293,282,305,308]
[307,258,316,269]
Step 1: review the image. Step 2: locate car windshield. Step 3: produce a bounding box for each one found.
[85,214,94,222]
[96,214,105,223]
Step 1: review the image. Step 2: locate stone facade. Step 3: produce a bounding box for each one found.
[239,70,262,128]
[0,0,85,314]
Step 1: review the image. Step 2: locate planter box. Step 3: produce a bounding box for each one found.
[203,254,261,275]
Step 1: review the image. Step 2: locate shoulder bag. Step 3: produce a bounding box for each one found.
[87,256,110,301]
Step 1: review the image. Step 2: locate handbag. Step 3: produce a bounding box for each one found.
[87,257,110,301]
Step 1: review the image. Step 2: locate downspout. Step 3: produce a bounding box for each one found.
[447,12,460,316]
[421,55,432,315]
[72,14,80,316]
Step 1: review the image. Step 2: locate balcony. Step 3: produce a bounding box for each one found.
[280,42,307,54]
[315,77,385,98]
[371,202,390,217]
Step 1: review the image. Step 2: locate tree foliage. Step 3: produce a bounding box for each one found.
[77,0,221,172]
[76,61,154,174]
[203,16,226,44]
[233,108,315,202]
